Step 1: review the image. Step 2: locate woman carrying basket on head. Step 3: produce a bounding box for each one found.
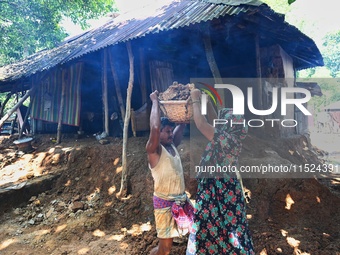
[186,89,255,255]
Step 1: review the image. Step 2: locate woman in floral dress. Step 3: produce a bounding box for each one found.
[187,89,255,255]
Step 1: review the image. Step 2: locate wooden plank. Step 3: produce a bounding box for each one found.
[0,88,35,128]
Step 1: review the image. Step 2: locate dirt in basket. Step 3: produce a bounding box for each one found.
[158,82,194,101]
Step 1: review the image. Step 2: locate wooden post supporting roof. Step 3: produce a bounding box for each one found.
[18,100,32,139]
[57,68,66,144]
[109,50,126,121]
[102,48,110,136]
[117,41,134,199]
[139,48,147,105]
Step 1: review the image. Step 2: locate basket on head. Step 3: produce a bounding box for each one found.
[159,100,193,123]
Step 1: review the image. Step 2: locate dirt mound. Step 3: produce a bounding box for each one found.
[0,132,339,254]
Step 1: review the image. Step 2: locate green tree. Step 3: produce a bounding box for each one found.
[322,31,340,78]
[0,0,116,66]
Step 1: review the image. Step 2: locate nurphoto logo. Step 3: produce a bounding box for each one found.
[196,81,312,128]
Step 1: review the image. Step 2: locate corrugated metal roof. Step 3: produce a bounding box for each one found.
[60,0,253,60]
[0,0,323,85]
[1,0,254,83]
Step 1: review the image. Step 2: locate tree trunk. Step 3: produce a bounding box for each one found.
[117,41,134,198]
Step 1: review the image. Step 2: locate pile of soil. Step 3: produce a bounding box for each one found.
[0,131,339,255]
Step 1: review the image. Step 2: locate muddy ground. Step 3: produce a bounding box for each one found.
[0,129,339,255]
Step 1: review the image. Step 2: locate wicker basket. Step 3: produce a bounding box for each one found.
[159,100,193,123]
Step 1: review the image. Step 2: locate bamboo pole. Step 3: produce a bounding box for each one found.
[108,49,126,121]
[57,68,66,144]
[0,88,35,128]
[102,49,110,135]
[117,41,134,198]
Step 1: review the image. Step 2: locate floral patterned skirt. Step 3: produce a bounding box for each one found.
[187,177,255,255]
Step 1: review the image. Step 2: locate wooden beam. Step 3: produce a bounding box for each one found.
[0,88,35,128]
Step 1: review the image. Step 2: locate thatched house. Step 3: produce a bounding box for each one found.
[0,0,323,140]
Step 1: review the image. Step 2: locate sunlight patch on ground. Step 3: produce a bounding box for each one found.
[107,234,125,241]
[116,166,122,173]
[316,196,321,203]
[121,222,152,236]
[55,224,67,233]
[280,229,288,237]
[113,157,120,166]
[286,235,312,255]
[77,247,90,254]
[287,236,300,248]
[259,248,268,255]
[64,179,72,187]
[92,229,106,237]
[32,229,51,236]
[285,194,295,210]
[0,238,18,250]
[0,154,35,185]
[108,185,116,195]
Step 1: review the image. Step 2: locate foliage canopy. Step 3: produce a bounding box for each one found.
[322,31,340,78]
[0,0,116,66]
